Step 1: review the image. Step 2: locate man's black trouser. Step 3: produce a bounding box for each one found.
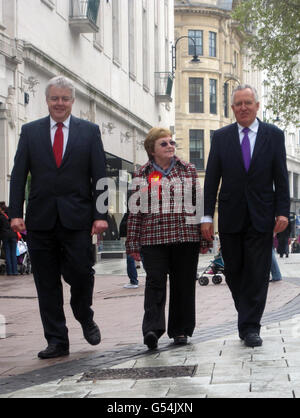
[27,220,95,346]
[219,217,273,338]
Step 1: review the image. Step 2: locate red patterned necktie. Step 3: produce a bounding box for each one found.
[53,122,64,167]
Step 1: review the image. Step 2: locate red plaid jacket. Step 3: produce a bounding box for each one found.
[125,157,211,254]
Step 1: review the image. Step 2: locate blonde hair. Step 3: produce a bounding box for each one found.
[144,127,173,159]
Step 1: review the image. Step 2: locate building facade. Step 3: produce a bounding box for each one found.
[174,0,275,233]
[174,0,245,189]
[262,82,300,236]
[0,0,175,222]
[286,129,300,237]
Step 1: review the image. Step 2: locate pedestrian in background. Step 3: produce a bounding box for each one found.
[292,238,300,253]
[119,211,139,289]
[0,202,7,213]
[9,75,108,359]
[126,127,210,350]
[277,221,291,258]
[270,248,282,282]
[0,205,18,276]
[201,85,290,348]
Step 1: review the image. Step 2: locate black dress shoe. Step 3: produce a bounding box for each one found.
[81,321,101,345]
[144,331,158,350]
[174,336,188,345]
[244,333,263,347]
[38,343,69,359]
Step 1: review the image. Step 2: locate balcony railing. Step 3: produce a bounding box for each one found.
[155,72,173,103]
[69,0,100,33]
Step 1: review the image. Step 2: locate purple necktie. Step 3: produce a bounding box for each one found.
[241,127,251,171]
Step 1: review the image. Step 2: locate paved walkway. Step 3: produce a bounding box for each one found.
[0,252,300,398]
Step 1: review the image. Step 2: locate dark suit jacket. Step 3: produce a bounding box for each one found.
[204,120,290,233]
[9,115,107,231]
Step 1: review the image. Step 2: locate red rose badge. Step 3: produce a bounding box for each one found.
[148,171,163,199]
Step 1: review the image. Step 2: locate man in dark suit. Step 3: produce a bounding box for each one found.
[201,85,290,347]
[9,76,108,358]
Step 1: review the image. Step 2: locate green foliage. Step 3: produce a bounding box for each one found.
[232,0,300,127]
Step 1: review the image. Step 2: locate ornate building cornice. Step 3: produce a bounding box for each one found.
[22,42,151,132]
[174,6,231,19]
[0,33,23,64]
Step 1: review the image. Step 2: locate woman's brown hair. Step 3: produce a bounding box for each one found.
[144,127,173,160]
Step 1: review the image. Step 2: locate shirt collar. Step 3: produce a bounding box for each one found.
[237,118,259,134]
[50,115,71,129]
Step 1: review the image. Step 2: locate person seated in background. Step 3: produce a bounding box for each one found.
[0,205,19,276]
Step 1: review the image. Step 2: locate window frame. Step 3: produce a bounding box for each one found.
[189,77,204,114]
[209,78,217,115]
[209,31,217,57]
[188,29,203,56]
[189,129,205,171]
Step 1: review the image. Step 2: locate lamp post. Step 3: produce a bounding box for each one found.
[172,36,200,77]
[223,77,240,118]
[224,76,240,85]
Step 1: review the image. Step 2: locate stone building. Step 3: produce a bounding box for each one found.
[174,0,246,188]
[262,82,300,236]
[0,0,175,217]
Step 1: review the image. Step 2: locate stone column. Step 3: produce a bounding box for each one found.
[132,127,137,170]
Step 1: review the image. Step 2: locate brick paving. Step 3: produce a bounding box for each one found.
[0,252,300,397]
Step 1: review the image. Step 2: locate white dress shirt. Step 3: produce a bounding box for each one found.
[50,115,71,158]
[201,118,259,223]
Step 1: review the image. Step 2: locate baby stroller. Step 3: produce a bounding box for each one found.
[17,239,31,275]
[197,250,225,286]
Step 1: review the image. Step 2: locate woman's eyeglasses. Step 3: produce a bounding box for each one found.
[159,140,176,147]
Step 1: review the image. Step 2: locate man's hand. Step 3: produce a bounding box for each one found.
[274,216,289,234]
[201,222,214,242]
[11,218,26,233]
[91,220,108,236]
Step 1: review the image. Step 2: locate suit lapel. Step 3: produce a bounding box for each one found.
[229,123,246,172]
[250,121,267,169]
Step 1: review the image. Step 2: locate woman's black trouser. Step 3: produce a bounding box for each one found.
[141,242,200,339]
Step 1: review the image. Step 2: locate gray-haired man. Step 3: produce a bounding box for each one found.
[201,85,290,347]
[9,75,108,358]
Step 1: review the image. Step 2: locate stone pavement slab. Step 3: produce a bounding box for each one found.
[2,314,300,398]
[0,253,300,398]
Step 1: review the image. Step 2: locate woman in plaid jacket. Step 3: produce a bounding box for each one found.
[126,127,210,350]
